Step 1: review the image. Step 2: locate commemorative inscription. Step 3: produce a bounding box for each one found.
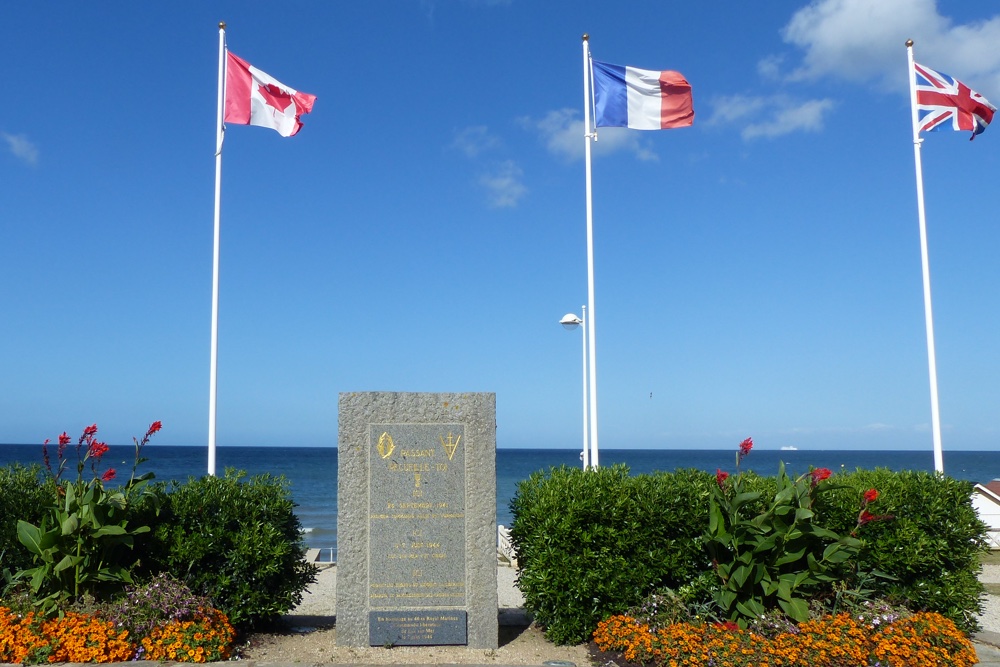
[369,610,468,646]
[369,425,466,612]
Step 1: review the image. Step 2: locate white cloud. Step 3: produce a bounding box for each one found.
[479,160,526,208]
[706,95,835,140]
[449,125,524,207]
[757,54,786,81]
[2,132,39,166]
[863,422,894,432]
[451,125,501,158]
[521,109,659,161]
[743,98,835,140]
[778,0,1000,97]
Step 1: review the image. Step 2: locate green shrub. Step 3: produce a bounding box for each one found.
[509,465,713,644]
[822,468,987,633]
[0,464,48,575]
[509,462,988,643]
[151,469,317,630]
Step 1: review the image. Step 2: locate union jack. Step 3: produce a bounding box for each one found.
[914,62,995,140]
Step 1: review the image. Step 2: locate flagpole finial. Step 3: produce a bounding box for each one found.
[582,34,589,42]
[219,21,226,30]
[906,39,913,47]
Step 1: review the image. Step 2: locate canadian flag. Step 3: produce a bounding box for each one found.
[225,52,316,137]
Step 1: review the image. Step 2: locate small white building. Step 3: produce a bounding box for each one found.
[972,480,1000,550]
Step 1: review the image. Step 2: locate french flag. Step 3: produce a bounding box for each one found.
[592,60,694,130]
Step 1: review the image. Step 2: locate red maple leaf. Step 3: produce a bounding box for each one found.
[257,83,293,113]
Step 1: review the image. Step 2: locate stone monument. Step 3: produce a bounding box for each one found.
[337,392,498,648]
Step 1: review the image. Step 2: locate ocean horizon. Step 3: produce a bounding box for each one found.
[3,444,998,559]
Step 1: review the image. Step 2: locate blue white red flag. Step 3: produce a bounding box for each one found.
[592,60,693,130]
[914,62,994,139]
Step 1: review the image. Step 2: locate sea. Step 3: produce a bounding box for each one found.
[3,444,998,560]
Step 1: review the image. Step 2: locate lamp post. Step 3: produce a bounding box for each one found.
[561,307,590,469]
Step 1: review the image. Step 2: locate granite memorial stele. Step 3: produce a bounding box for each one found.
[337,392,498,649]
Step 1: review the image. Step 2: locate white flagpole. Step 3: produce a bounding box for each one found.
[208,21,227,476]
[906,39,945,474]
[582,35,599,469]
[581,305,589,469]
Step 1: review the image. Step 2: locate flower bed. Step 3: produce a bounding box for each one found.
[0,605,235,664]
[593,611,977,667]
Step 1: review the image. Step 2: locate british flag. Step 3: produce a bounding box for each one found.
[914,62,995,139]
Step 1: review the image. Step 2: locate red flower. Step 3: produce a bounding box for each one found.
[716,468,729,487]
[146,420,162,437]
[858,509,876,525]
[88,441,109,459]
[58,432,71,446]
[83,424,98,437]
[863,488,878,503]
[810,468,832,484]
[102,468,117,482]
[739,437,753,457]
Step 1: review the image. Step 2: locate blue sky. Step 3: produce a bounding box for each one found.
[2,0,999,454]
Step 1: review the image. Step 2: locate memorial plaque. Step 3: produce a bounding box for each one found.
[369,424,466,609]
[337,392,498,649]
[369,610,468,646]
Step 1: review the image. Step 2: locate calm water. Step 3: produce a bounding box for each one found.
[2,444,997,557]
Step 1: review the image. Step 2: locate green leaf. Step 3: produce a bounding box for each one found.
[708,499,722,534]
[774,485,796,505]
[732,491,762,511]
[16,520,44,555]
[732,564,752,588]
[752,535,777,554]
[94,525,127,537]
[64,482,77,508]
[29,566,48,593]
[736,598,764,618]
[17,520,57,555]
[774,546,807,567]
[811,526,841,541]
[716,589,737,609]
[774,504,795,517]
[777,597,810,623]
[53,554,83,573]
[60,515,79,536]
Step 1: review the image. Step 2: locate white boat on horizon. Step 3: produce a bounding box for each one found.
[780,445,799,451]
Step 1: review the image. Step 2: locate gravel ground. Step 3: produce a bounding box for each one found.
[238,561,1000,663]
[979,564,1000,633]
[237,564,595,665]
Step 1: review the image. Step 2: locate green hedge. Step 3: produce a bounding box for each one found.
[1,464,316,632]
[150,469,317,630]
[510,465,714,644]
[509,465,988,644]
[823,469,987,631]
[0,464,49,575]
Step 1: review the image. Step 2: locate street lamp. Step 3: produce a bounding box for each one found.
[561,307,590,469]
